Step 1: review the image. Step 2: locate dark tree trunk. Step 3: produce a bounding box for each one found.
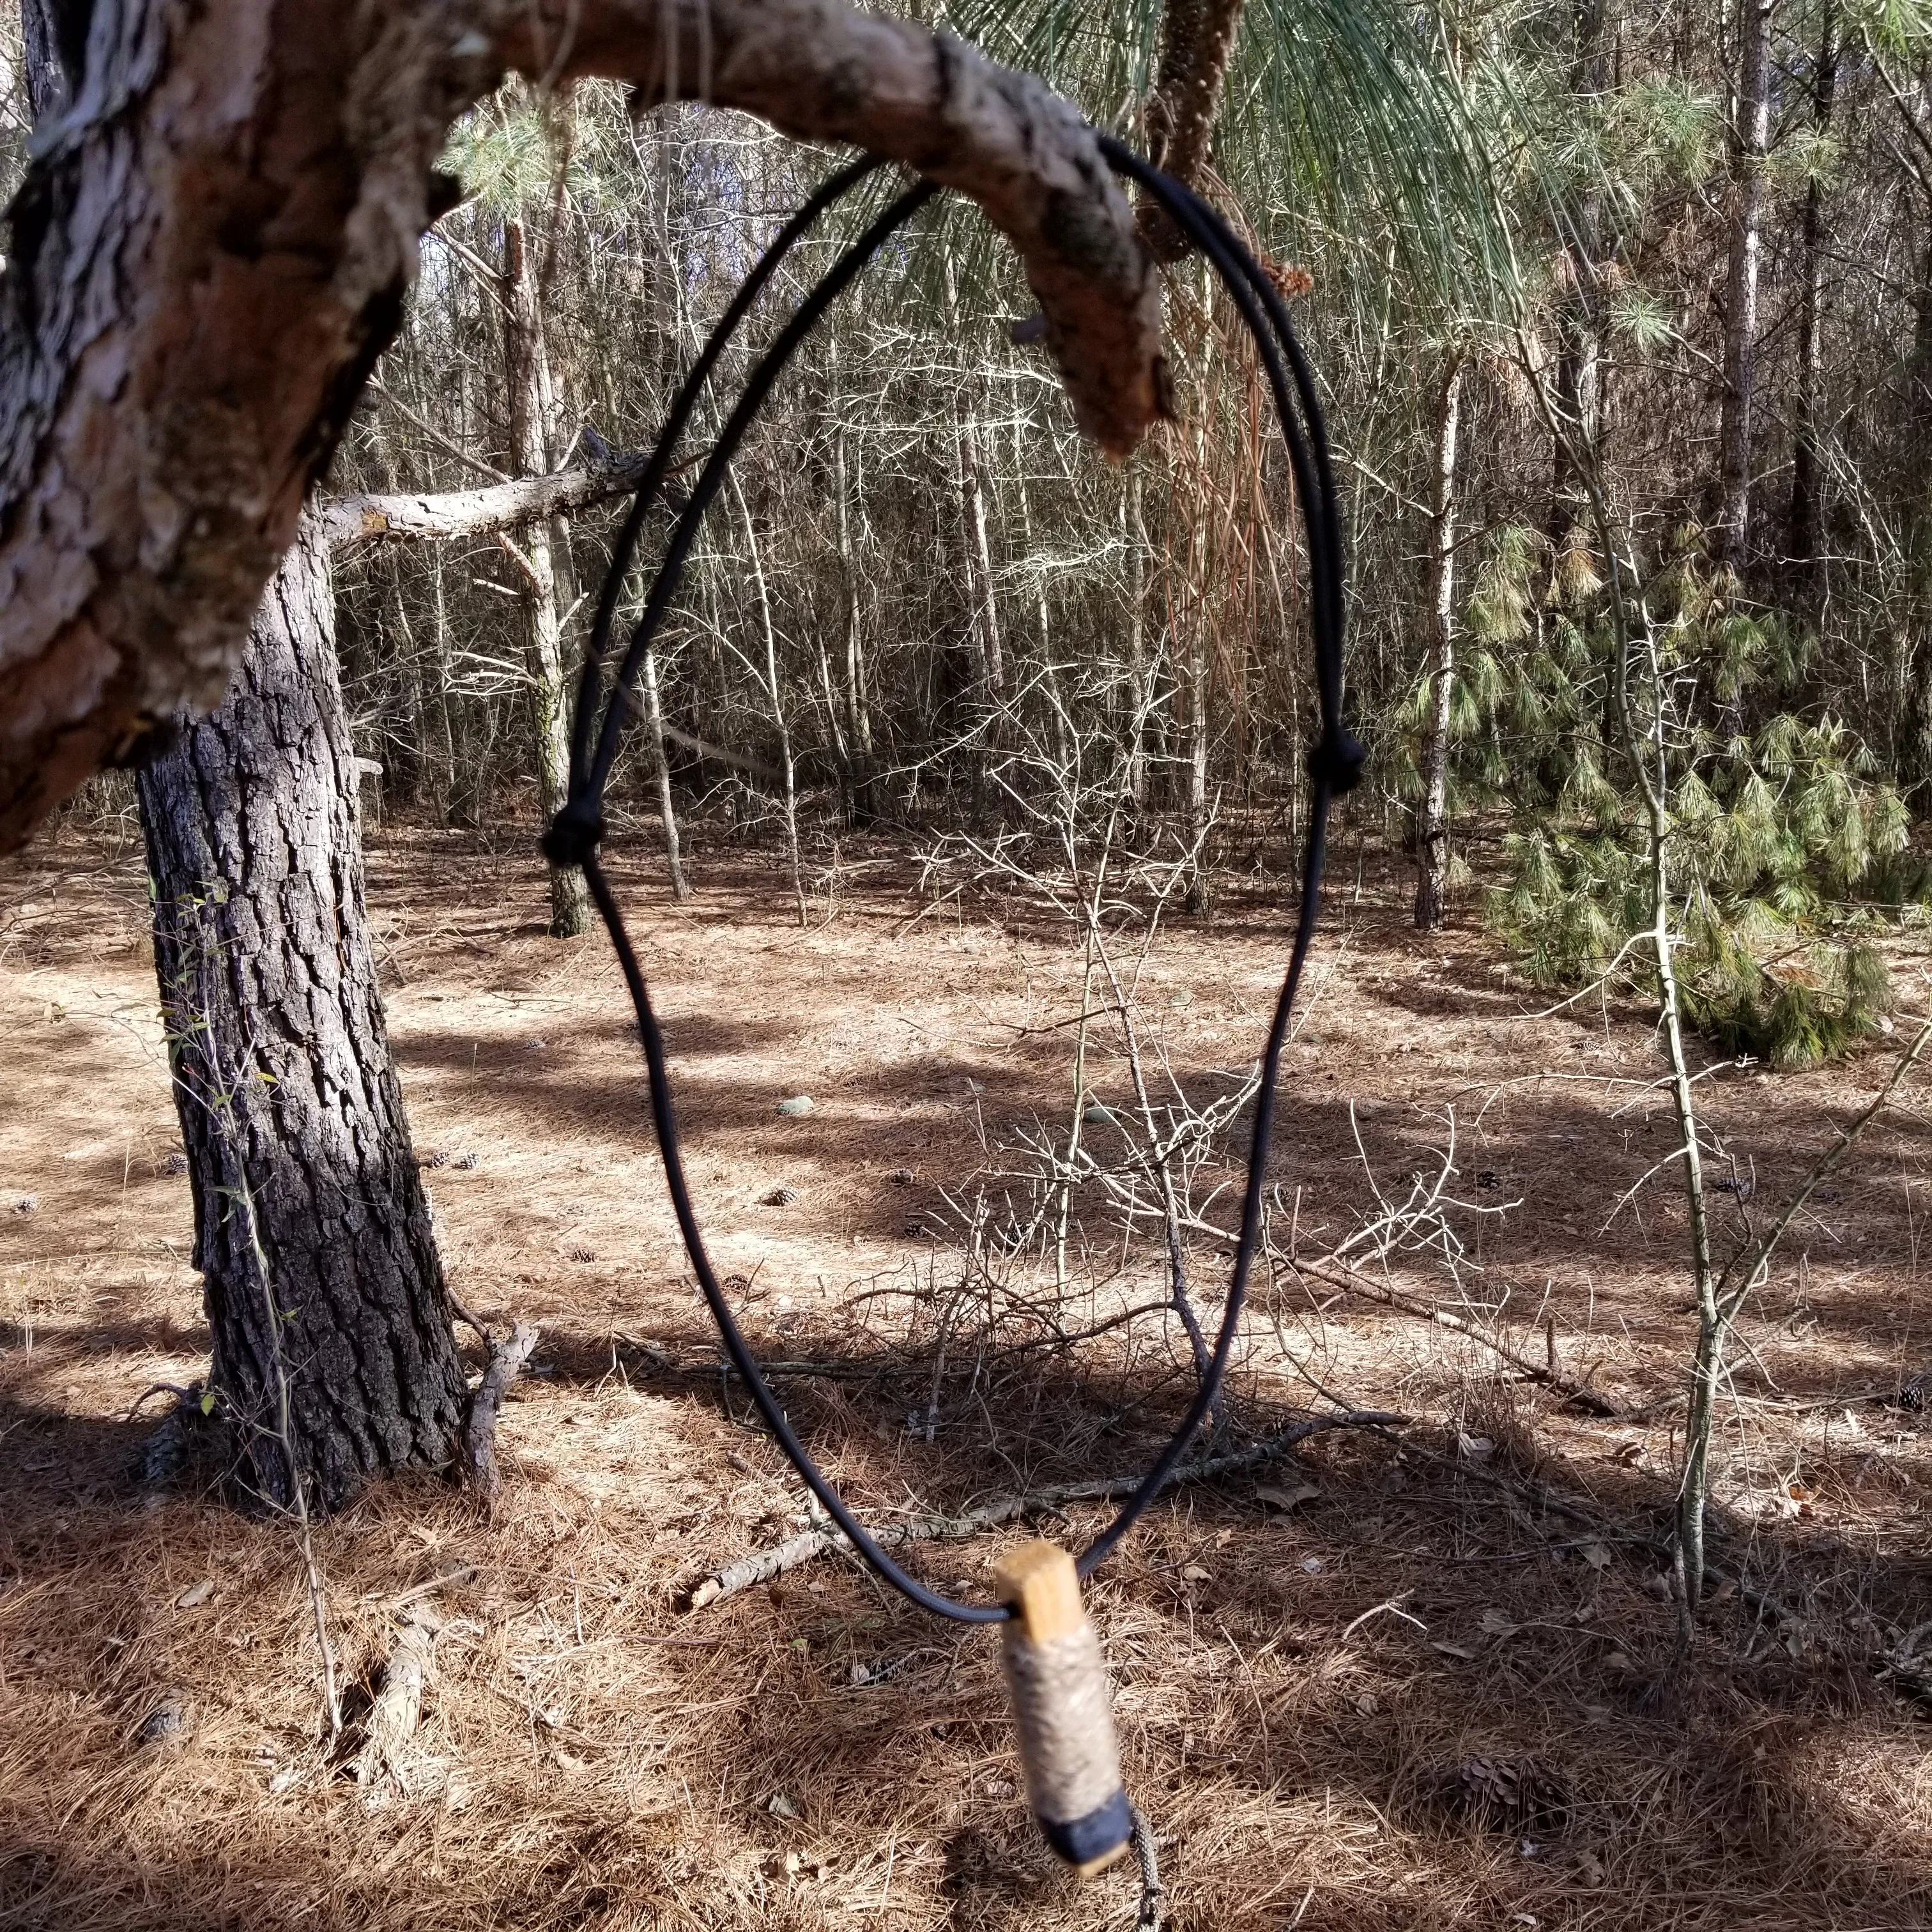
[137,523,466,1514]
[19,0,71,121]
[1788,6,1837,583]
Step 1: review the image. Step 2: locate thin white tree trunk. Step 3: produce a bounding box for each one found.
[728,470,806,926]
[1715,0,1772,565]
[1124,466,1150,808]
[641,644,690,904]
[1415,355,1465,930]
[829,332,872,817]
[501,215,590,938]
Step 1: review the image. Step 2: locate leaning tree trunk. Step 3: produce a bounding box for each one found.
[1414,354,1464,931]
[137,522,467,1514]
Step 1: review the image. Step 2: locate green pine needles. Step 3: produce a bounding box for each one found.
[1400,521,1922,1069]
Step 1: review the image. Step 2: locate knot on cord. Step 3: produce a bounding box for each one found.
[1308,728,1366,797]
[541,798,606,870]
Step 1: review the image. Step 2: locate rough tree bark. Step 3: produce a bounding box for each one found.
[137,523,468,1512]
[1549,0,1609,539]
[499,215,590,937]
[18,0,68,120]
[135,436,653,1512]
[0,0,1165,852]
[1140,0,1248,260]
[1414,354,1464,931]
[1788,4,1837,583]
[1715,0,1772,566]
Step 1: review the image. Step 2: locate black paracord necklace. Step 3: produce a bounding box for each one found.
[540,141,1363,1871]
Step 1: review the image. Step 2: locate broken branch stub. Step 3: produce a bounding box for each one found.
[0,0,1163,851]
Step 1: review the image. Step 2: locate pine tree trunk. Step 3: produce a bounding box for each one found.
[136,523,467,1515]
[502,216,591,939]
[1550,1,1609,537]
[19,0,67,120]
[1788,8,1837,584]
[1715,0,1772,566]
[1415,356,1464,931]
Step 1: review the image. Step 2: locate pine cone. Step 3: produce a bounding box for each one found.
[1441,1755,1568,1832]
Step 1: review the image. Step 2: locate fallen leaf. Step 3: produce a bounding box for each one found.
[1430,1641,1478,1660]
[1456,1432,1496,1463]
[1479,1608,1521,1637]
[556,1752,588,1775]
[767,1791,801,1819]
[1579,1542,1611,1570]
[1257,1480,1321,1513]
[174,1580,214,1609]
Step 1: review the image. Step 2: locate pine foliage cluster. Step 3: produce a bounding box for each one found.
[1397,523,1921,1068]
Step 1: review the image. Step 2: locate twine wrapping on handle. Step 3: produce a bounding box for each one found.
[994,1540,1132,1872]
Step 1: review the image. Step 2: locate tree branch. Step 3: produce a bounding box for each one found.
[684,1410,1406,1609]
[0,0,1163,851]
[463,1317,539,1501]
[323,451,655,550]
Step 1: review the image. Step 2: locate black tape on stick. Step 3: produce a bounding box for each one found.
[993,1540,1133,1873]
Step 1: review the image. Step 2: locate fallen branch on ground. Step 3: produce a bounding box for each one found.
[684,1409,1407,1609]
[464,1319,539,1501]
[353,1607,441,1789]
[1289,1252,1626,1418]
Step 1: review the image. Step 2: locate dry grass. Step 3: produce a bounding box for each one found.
[3,814,1931,1930]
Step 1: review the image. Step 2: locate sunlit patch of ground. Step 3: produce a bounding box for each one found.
[3,816,1929,1929]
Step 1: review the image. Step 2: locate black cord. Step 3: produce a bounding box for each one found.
[544,145,1360,1625]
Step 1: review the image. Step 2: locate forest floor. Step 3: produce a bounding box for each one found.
[3,812,1931,1931]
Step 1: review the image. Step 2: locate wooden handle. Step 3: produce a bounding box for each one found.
[993,1540,1132,1874]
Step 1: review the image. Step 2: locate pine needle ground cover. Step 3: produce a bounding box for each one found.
[3,825,1929,1930]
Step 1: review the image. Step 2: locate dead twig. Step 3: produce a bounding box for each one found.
[684,1410,1407,1609]
[1289,1252,1623,1417]
[464,1319,539,1500]
[353,1608,441,1789]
